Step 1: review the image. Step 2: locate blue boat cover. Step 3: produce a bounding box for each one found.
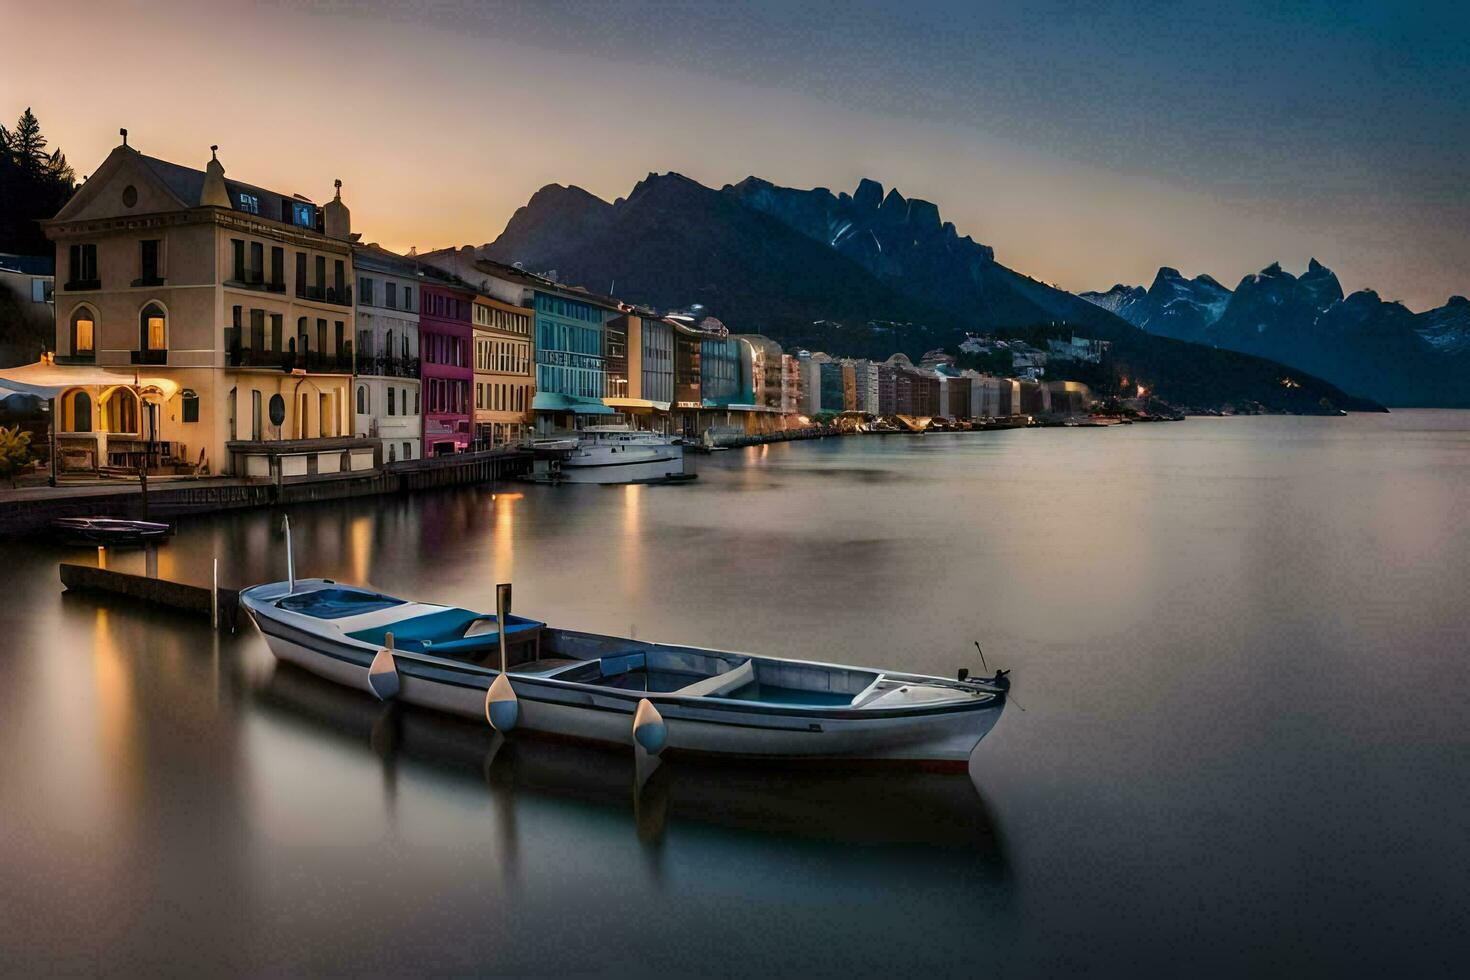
[347,608,544,655]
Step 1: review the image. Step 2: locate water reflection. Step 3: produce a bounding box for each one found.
[255,662,1011,864]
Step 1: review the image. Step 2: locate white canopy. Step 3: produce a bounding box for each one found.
[0,361,180,401]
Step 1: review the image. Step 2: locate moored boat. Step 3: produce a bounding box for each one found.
[529,426,688,485]
[51,516,172,545]
[239,577,1008,770]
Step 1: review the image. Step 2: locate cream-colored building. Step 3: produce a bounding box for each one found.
[471,294,533,448]
[43,138,359,477]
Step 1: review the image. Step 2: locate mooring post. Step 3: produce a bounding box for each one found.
[211,557,219,630]
[96,544,106,569]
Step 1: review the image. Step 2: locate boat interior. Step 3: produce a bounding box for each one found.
[271,586,906,707]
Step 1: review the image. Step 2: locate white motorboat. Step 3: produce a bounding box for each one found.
[239,576,1009,770]
[532,426,690,484]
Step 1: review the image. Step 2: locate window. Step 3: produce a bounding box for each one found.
[68,243,98,287]
[250,309,265,349]
[295,252,307,297]
[140,303,166,350]
[388,444,396,463]
[360,277,373,306]
[251,390,262,440]
[357,386,367,414]
[232,239,246,281]
[385,282,396,309]
[181,389,199,423]
[333,260,345,300]
[316,318,327,356]
[248,242,263,284]
[270,313,283,351]
[388,387,396,416]
[403,288,412,313]
[31,279,48,303]
[403,441,411,460]
[70,308,95,357]
[239,192,260,214]
[291,201,315,228]
[414,390,420,414]
[335,321,345,357]
[270,246,284,288]
[140,239,161,283]
[314,255,326,296]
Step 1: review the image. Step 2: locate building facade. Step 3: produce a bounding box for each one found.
[44,140,357,477]
[353,245,421,463]
[472,293,533,447]
[419,278,473,454]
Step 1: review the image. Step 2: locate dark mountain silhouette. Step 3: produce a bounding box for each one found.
[1084,259,1468,406]
[482,173,1381,412]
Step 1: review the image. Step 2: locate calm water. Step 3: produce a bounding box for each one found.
[3,413,1468,976]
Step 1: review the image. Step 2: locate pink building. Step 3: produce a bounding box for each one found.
[418,277,473,454]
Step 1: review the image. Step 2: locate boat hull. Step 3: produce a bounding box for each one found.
[254,626,1000,769]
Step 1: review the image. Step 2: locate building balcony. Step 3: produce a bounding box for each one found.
[63,279,101,291]
[224,276,286,294]
[360,355,421,378]
[295,283,353,307]
[226,333,353,373]
[130,348,168,365]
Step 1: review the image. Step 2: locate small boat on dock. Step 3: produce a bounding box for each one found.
[51,516,172,545]
[240,575,1008,770]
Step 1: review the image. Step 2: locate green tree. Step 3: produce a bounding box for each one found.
[0,105,77,255]
[0,424,34,487]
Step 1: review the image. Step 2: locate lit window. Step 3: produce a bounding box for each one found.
[239,192,260,214]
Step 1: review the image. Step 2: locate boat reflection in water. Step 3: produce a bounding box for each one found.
[254,661,1012,868]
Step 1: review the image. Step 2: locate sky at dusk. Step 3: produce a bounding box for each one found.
[5,0,1467,309]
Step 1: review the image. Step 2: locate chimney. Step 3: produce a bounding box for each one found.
[323,178,351,240]
[200,145,231,208]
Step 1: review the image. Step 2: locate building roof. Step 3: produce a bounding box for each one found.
[0,253,53,276]
[138,153,320,229]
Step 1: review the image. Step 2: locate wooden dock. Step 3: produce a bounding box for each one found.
[59,562,242,632]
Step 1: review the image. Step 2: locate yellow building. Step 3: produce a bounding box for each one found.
[471,294,533,448]
[43,137,358,476]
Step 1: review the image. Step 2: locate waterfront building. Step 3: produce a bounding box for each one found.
[799,350,831,415]
[533,288,616,430]
[353,244,421,463]
[419,275,474,454]
[876,362,897,415]
[472,293,534,448]
[0,253,54,364]
[732,335,785,413]
[780,353,804,416]
[42,139,356,476]
[819,360,846,414]
[944,373,973,419]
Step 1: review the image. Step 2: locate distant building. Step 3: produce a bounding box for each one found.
[353,244,422,463]
[419,277,474,454]
[472,292,534,448]
[0,253,54,365]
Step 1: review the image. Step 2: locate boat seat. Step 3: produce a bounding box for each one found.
[348,608,544,656]
[672,659,754,698]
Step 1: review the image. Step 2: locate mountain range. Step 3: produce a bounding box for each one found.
[477,172,1383,413]
[1082,261,1469,407]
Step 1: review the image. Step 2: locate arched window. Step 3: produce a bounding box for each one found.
[101,387,139,434]
[139,303,166,352]
[356,385,367,415]
[180,389,199,423]
[70,307,96,359]
[63,389,92,432]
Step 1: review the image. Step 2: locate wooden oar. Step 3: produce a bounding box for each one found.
[484,583,519,732]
